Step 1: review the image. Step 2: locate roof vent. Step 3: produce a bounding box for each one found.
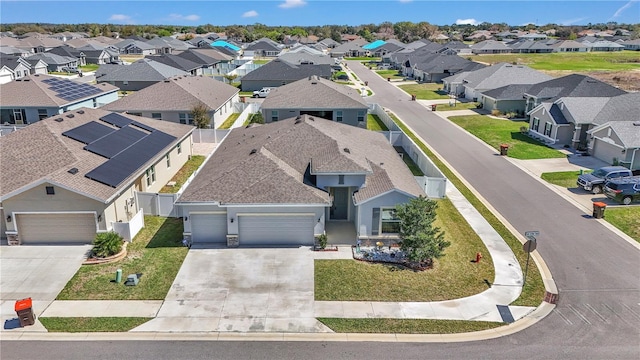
[54,117,64,122]
[66,113,74,118]
[308,116,314,121]
[634,122,640,126]
[77,110,84,114]
[343,148,350,154]
[68,167,79,175]
[249,149,257,155]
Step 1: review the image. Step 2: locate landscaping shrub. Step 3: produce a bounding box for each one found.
[316,234,328,249]
[92,231,124,258]
[249,112,264,124]
[491,109,502,116]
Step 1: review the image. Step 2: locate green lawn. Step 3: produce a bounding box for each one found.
[218,113,241,129]
[387,112,545,307]
[448,115,565,160]
[402,154,424,176]
[540,170,590,188]
[40,317,151,332]
[367,114,388,131]
[467,51,640,71]
[239,91,253,96]
[315,198,495,302]
[376,70,404,80]
[398,83,450,100]
[253,59,271,64]
[435,102,478,112]
[333,71,347,79]
[79,64,99,72]
[604,207,640,243]
[318,318,502,334]
[57,216,188,300]
[159,155,205,193]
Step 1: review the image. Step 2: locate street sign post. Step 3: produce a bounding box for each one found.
[522,231,539,287]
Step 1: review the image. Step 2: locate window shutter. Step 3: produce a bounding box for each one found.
[372,208,380,235]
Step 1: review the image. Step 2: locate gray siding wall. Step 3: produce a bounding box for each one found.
[316,174,365,189]
[356,191,414,238]
[262,107,365,127]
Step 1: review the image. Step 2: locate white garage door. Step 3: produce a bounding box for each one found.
[17,213,96,244]
[190,213,227,243]
[593,139,623,165]
[238,214,314,246]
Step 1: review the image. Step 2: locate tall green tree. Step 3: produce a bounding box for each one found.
[190,102,211,129]
[396,196,449,263]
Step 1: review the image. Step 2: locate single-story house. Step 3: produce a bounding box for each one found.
[0,74,119,125]
[0,108,194,244]
[176,115,425,246]
[26,52,79,72]
[103,75,239,128]
[115,39,158,55]
[330,41,367,58]
[145,54,204,76]
[588,121,640,170]
[96,58,189,91]
[479,84,533,116]
[244,39,282,58]
[277,52,335,66]
[549,40,589,53]
[240,59,332,91]
[260,75,368,127]
[470,40,510,54]
[584,40,625,52]
[412,54,484,83]
[621,39,640,51]
[456,63,553,101]
[527,93,639,154]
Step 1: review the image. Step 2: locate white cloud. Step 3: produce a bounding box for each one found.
[242,10,259,18]
[558,17,589,26]
[168,14,200,22]
[108,14,135,24]
[279,0,307,9]
[610,0,638,19]
[455,18,479,25]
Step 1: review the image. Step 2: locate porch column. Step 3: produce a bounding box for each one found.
[571,124,582,148]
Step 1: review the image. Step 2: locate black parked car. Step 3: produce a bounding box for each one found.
[604,178,640,205]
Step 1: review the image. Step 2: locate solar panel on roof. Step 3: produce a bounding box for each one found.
[85,130,177,188]
[44,78,106,102]
[62,121,116,144]
[100,113,133,128]
[84,125,147,158]
[131,121,155,132]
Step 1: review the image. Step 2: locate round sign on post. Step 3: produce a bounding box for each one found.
[523,239,537,253]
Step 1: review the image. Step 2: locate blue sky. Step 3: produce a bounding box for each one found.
[1,1,639,26]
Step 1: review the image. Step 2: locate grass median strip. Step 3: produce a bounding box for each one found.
[57,216,187,300]
[448,115,565,160]
[40,317,151,332]
[601,207,640,243]
[318,318,502,334]
[387,112,545,307]
[398,83,450,100]
[315,198,494,302]
[540,170,588,188]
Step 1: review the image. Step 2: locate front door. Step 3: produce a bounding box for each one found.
[331,187,349,220]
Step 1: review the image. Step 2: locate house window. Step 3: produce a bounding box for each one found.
[544,123,552,137]
[166,154,171,168]
[37,109,48,120]
[338,175,344,184]
[179,113,194,124]
[93,99,97,108]
[357,110,365,122]
[532,117,540,131]
[152,113,162,120]
[177,143,182,154]
[336,110,343,122]
[45,186,55,195]
[123,80,129,85]
[145,165,156,186]
[271,110,279,122]
[381,208,401,234]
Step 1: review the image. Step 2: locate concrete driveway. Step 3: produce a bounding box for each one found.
[132,247,331,333]
[1,245,90,331]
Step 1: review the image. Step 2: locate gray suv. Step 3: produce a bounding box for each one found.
[577,166,633,194]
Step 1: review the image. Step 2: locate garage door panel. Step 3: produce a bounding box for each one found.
[17,213,96,244]
[190,214,227,243]
[239,215,314,246]
[593,140,621,165]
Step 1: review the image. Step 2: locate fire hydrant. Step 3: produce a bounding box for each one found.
[476,252,482,263]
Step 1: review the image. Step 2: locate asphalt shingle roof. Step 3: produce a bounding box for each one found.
[261,76,368,110]
[103,75,238,112]
[600,121,640,148]
[0,108,193,202]
[462,63,553,91]
[481,84,533,100]
[525,74,626,100]
[177,115,424,205]
[241,59,332,81]
[96,58,189,82]
[0,74,118,107]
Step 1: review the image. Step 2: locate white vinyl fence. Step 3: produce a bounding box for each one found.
[111,208,145,242]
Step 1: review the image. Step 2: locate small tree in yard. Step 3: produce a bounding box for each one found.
[191,102,211,129]
[396,196,449,264]
[92,231,123,258]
